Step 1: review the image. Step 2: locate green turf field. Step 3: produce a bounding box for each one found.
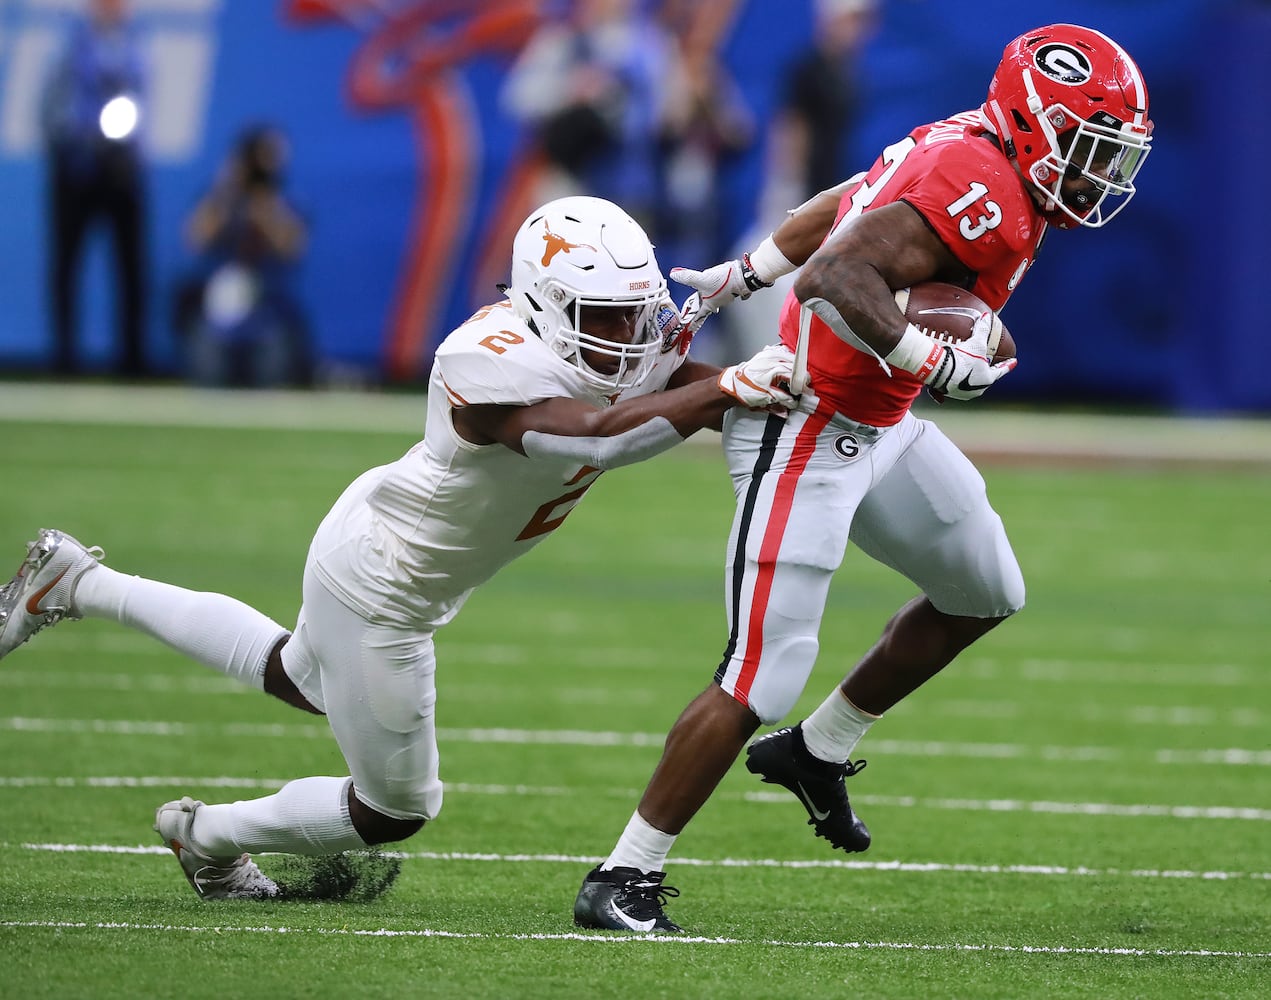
[1,401,1268,998]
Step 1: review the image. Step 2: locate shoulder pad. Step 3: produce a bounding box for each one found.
[435,303,577,407]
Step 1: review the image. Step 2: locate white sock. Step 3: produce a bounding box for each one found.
[75,564,289,691]
[801,689,881,764]
[603,811,676,874]
[191,776,368,856]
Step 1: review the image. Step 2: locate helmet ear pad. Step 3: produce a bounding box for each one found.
[516,291,546,339]
[507,196,669,390]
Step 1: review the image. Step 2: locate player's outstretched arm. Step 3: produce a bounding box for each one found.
[451,348,796,470]
[670,184,850,331]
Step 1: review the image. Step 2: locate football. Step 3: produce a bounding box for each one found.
[894,282,1016,364]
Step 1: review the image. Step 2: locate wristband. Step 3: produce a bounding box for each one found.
[884,323,945,381]
[746,235,797,286]
[740,254,769,293]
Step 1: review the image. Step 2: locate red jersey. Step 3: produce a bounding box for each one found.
[778,110,1048,426]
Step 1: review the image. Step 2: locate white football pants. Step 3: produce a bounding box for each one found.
[715,395,1025,724]
[281,561,444,822]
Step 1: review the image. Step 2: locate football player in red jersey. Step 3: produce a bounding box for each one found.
[576,24,1152,933]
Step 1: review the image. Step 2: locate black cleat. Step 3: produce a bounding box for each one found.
[745,725,871,853]
[573,865,683,934]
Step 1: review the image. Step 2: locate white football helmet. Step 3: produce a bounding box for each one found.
[508,196,671,391]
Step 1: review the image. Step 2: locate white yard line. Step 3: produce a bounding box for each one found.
[924,697,1265,728]
[0,918,1266,959]
[961,658,1261,687]
[0,671,252,696]
[11,842,1271,884]
[2,715,1268,767]
[10,634,1265,683]
[4,668,1265,727]
[812,793,1271,822]
[1,773,1268,822]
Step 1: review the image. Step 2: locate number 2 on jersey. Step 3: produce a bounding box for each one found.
[479,330,525,355]
[516,466,603,541]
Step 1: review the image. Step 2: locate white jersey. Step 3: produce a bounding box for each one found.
[310,299,687,627]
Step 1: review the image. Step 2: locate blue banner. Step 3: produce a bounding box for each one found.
[0,0,1264,412]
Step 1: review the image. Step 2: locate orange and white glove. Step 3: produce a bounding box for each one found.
[718,344,798,411]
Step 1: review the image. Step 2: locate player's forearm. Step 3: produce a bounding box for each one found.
[771,188,844,267]
[795,256,908,358]
[670,192,842,316]
[521,379,733,470]
[521,418,684,470]
[667,358,722,389]
[585,377,734,439]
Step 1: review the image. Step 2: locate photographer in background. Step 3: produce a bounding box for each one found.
[179,125,313,388]
[41,0,149,378]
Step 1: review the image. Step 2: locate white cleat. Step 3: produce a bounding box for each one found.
[0,528,104,660]
[154,797,279,900]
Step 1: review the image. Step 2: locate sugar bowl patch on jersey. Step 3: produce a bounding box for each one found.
[658,293,713,356]
[657,298,691,355]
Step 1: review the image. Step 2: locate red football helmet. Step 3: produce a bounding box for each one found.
[980,24,1152,228]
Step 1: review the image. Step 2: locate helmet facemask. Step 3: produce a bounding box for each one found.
[1020,71,1152,228]
[508,196,672,392]
[540,284,668,391]
[982,25,1153,230]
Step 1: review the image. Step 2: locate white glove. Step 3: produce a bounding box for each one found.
[887,310,1016,402]
[671,236,797,332]
[671,256,765,317]
[718,344,799,411]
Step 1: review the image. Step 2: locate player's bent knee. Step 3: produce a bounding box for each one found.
[379,777,444,823]
[997,573,1026,616]
[263,640,325,715]
[355,812,426,846]
[349,785,438,845]
[934,563,1025,619]
[737,635,820,725]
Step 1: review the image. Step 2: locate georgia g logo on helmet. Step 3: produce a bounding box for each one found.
[1034,42,1093,86]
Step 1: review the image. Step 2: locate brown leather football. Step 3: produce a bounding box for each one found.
[895,282,1016,364]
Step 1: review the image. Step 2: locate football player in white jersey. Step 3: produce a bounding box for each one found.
[0,195,796,901]
[576,24,1152,933]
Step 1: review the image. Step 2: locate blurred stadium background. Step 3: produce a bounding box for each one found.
[0,0,1268,416]
[2,5,1269,995]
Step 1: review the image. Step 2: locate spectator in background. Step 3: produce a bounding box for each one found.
[773,0,875,205]
[726,0,875,360]
[500,0,673,227]
[41,0,149,377]
[179,125,313,389]
[654,39,755,292]
[651,37,756,366]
